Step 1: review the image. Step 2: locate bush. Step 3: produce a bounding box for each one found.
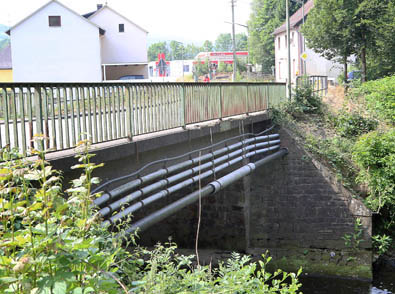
[352,129,395,232]
[285,85,323,118]
[333,111,378,138]
[357,75,395,124]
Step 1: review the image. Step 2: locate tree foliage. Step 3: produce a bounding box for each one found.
[148,41,168,62]
[302,0,394,81]
[248,0,302,73]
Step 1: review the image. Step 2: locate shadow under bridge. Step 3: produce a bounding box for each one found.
[92,126,288,238]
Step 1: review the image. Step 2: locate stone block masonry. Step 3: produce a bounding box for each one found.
[248,127,372,279]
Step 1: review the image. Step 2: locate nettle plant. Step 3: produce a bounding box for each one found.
[0,139,138,294]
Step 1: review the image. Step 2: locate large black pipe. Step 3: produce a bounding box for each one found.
[119,148,288,237]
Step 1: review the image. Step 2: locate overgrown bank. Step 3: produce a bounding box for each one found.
[273,75,395,259]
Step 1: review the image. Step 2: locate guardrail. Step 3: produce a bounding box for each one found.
[0,82,286,154]
[296,75,328,97]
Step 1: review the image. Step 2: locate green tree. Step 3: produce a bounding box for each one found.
[148,41,169,62]
[203,40,214,52]
[236,33,248,51]
[248,0,301,73]
[184,43,201,59]
[365,1,395,79]
[169,40,185,60]
[302,0,355,82]
[215,33,233,51]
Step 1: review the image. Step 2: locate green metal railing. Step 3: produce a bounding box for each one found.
[0,82,286,154]
[296,75,328,97]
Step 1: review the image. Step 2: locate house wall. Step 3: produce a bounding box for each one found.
[275,29,342,83]
[11,1,102,82]
[275,30,301,83]
[0,69,12,82]
[89,8,148,65]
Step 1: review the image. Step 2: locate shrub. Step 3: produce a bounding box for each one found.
[333,111,378,138]
[285,84,323,118]
[357,75,395,124]
[352,129,395,231]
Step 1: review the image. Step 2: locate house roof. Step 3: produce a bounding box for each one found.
[273,0,314,35]
[0,45,12,69]
[6,0,105,35]
[87,5,149,34]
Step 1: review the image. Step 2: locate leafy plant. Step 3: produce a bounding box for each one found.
[332,111,378,138]
[0,140,138,293]
[132,243,302,293]
[355,75,395,124]
[372,234,393,256]
[285,84,323,118]
[342,218,364,251]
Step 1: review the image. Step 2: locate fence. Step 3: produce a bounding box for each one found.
[0,82,286,154]
[296,75,328,96]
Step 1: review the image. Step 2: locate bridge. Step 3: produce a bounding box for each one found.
[0,80,372,278]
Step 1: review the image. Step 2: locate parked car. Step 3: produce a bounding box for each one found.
[119,75,145,80]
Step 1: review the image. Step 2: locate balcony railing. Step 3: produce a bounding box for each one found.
[0,82,286,154]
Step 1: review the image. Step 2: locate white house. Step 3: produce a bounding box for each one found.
[8,0,148,82]
[274,0,342,84]
[86,5,148,81]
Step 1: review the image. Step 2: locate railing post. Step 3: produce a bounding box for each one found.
[219,84,223,120]
[34,86,44,151]
[125,85,133,139]
[181,83,186,128]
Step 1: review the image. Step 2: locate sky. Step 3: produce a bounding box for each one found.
[0,0,253,45]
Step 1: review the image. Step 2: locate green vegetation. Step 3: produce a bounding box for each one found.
[248,0,303,74]
[302,0,395,81]
[355,75,395,124]
[147,33,248,62]
[0,141,302,293]
[273,75,395,256]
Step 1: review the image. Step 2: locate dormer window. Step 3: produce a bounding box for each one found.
[49,16,61,27]
[119,24,124,32]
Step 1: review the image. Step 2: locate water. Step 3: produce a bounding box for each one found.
[300,268,394,294]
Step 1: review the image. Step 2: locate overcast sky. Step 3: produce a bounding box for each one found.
[0,0,252,45]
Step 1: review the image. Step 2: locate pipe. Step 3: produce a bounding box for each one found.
[104,144,280,226]
[92,126,277,195]
[99,140,280,218]
[118,148,288,236]
[94,134,279,207]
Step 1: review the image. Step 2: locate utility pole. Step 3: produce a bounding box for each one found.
[231,0,237,82]
[286,0,292,99]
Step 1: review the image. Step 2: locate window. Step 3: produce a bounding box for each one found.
[285,35,287,48]
[119,24,124,32]
[278,37,281,50]
[278,62,281,79]
[291,32,295,46]
[183,65,190,72]
[48,16,61,27]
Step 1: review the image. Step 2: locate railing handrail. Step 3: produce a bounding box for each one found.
[0,82,287,155]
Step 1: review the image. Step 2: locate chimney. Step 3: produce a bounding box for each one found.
[97,4,103,10]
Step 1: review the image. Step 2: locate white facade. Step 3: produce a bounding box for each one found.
[9,0,148,82]
[275,30,342,83]
[89,7,148,65]
[10,1,102,82]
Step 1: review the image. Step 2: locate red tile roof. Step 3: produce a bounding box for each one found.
[274,0,314,35]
